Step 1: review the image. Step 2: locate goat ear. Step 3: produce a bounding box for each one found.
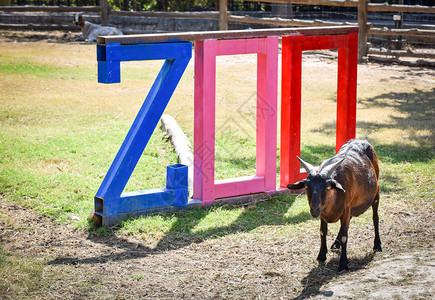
[287,180,306,190]
[330,179,345,193]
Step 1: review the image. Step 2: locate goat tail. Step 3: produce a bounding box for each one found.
[367,144,380,182]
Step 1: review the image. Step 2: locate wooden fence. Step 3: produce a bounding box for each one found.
[218,0,435,64]
[0,0,434,64]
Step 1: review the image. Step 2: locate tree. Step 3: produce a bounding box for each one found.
[156,0,166,10]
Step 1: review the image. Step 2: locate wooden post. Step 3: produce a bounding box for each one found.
[101,0,109,26]
[358,0,368,62]
[193,39,217,205]
[219,0,228,31]
[336,32,358,152]
[280,35,304,186]
[280,32,358,186]
[194,37,278,204]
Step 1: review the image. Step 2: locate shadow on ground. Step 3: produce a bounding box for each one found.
[312,88,435,148]
[49,193,313,266]
[47,134,429,267]
[295,252,375,299]
[309,88,434,163]
[0,30,81,44]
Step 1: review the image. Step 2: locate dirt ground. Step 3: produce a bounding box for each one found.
[1,198,434,299]
[0,30,434,299]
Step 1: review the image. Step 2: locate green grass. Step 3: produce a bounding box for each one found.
[0,42,433,239]
[0,127,178,227]
[0,62,96,81]
[118,194,315,245]
[0,39,434,300]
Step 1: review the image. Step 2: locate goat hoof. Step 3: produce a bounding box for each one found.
[337,264,349,272]
[317,253,327,262]
[331,240,341,250]
[337,266,349,272]
[374,244,382,252]
[337,258,349,272]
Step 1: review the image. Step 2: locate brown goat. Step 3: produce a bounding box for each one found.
[287,139,381,271]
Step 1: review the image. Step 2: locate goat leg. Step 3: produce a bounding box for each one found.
[372,193,382,252]
[317,218,328,262]
[331,216,351,250]
[337,215,350,272]
[331,237,341,250]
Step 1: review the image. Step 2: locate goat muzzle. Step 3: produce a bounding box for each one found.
[310,207,321,218]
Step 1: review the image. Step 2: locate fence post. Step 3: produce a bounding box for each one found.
[219,0,228,31]
[101,0,109,26]
[358,0,368,62]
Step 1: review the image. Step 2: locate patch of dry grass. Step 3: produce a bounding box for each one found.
[0,33,433,299]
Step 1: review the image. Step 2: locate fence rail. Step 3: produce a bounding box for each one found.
[0,0,434,64]
[253,0,359,6]
[0,5,100,12]
[235,0,435,13]
[367,48,435,59]
[110,10,220,19]
[366,3,435,13]
[368,27,435,38]
[227,14,357,27]
[218,0,435,64]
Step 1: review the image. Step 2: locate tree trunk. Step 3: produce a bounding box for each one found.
[156,0,166,11]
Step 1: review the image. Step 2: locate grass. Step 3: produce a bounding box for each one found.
[0,40,434,252]
[117,194,315,246]
[0,36,434,299]
[0,245,47,297]
[0,43,181,228]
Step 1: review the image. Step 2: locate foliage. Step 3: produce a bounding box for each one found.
[108,0,216,12]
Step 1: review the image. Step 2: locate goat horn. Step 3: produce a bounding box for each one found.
[75,12,84,22]
[320,157,345,177]
[297,156,316,176]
